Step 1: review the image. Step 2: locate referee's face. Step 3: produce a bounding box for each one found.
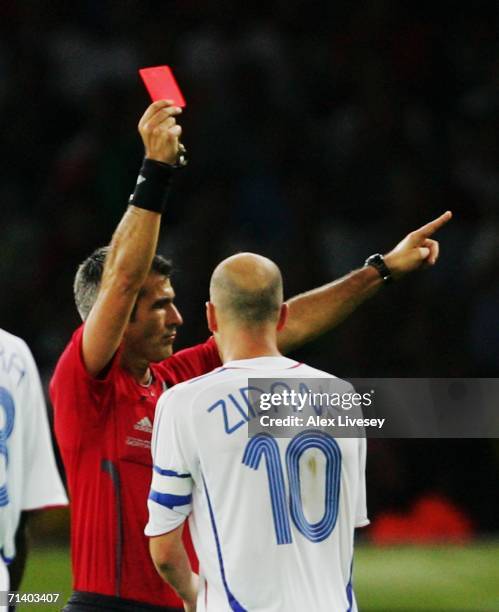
[125,273,183,363]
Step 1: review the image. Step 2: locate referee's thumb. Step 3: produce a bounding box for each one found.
[418,247,430,259]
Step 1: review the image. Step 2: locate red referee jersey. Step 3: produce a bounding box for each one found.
[50,326,221,608]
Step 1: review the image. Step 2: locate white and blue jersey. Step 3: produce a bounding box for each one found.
[0,329,68,570]
[146,356,368,612]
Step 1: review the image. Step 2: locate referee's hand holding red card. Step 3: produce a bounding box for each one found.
[138,100,183,165]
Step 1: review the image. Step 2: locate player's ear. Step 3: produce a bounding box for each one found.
[206,301,218,333]
[276,303,288,332]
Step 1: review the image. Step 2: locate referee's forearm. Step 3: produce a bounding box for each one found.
[279,266,382,352]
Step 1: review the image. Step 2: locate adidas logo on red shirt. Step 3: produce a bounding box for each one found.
[134,416,153,433]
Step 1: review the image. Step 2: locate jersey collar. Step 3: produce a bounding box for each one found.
[222,356,301,370]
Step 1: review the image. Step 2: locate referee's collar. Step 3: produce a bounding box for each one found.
[222,356,301,370]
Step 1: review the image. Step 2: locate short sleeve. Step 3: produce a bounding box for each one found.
[50,326,123,446]
[51,325,122,408]
[20,343,68,510]
[355,437,369,528]
[145,388,194,536]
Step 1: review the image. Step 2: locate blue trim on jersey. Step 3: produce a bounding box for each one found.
[148,490,192,508]
[153,465,191,478]
[1,550,14,565]
[346,560,354,612]
[202,475,246,611]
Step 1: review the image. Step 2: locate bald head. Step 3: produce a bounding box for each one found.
[209,253,283,325]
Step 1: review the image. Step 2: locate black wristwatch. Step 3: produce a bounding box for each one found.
[364,253,393,284]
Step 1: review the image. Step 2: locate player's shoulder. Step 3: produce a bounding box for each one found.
[0,327,30,354]
[297,362,354,391]
[0,328,35,371]
[0,329,37,391]
[154,367,228,431]
[157,365,229,408]
[295,362,334,378]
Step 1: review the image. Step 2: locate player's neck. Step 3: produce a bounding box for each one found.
[218,329,281,363]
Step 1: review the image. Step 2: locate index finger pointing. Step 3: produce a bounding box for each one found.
[413,210,453,238]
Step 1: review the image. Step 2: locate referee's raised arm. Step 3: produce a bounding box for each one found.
[81,100,183,377]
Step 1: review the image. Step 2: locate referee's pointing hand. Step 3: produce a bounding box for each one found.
[384,211,453,279]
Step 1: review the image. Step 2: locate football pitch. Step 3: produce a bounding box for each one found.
[19,542,499,611]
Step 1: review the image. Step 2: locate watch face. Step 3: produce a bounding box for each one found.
[366,254,381,267]
[366,254,392,282]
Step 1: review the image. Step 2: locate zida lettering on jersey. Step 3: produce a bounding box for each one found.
[207,380,333,435]
[207,386,265,434]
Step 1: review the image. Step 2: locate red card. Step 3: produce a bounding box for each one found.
[139,65,186,107]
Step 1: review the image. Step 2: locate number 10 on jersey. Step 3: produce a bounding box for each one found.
[242,430,341,544]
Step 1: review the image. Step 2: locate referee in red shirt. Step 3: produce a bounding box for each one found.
[50,100,451,611]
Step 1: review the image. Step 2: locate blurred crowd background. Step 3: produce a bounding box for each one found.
[1,1,498,537]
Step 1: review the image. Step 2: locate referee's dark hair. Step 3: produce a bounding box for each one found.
[73,246,172,321]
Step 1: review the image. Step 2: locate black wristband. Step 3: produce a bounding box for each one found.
[128,158,174,214]
[364,253,393,284]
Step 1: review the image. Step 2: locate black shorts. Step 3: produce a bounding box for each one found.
[62,591,183,612]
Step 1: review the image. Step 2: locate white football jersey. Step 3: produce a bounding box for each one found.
[0,329,68,563]
[146,356,368,612]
